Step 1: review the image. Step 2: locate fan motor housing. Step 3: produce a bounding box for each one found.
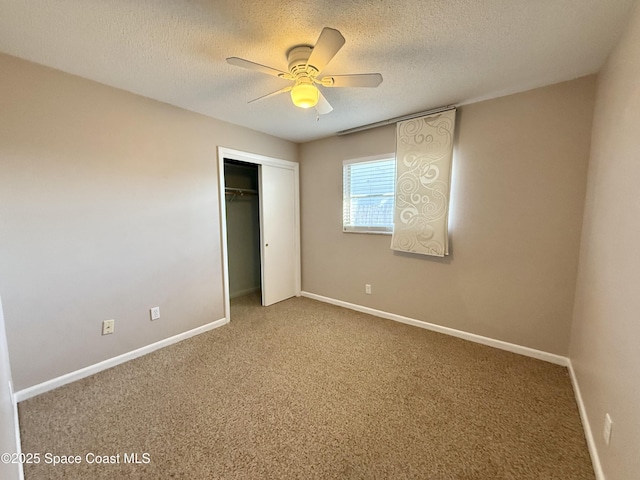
[287,46,317,78]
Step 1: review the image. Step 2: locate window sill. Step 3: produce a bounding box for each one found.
[343,229,393,236]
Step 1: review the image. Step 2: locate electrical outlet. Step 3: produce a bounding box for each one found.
[365,284,372,295]
[150,306,160,321]
[102,319,115,335]
[603,413,613,445]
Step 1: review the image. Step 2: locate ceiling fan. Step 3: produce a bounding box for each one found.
[226,27,383,115]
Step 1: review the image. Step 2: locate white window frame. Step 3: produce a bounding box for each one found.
[343,154,396,235]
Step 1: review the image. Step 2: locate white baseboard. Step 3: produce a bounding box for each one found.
[568,360,605,480]
[301,291,568,366]
[15,318,228,402]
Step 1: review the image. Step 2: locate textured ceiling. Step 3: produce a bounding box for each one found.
[0,0,635,142]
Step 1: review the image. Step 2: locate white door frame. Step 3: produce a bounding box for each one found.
[217,147,301,321]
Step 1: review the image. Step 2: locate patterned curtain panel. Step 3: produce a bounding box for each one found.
[391,109,457,257]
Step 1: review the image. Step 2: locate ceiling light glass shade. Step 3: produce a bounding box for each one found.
[290,81,319,109]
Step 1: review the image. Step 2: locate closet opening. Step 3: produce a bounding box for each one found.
[218,146,300,320]
[223,159,261,302]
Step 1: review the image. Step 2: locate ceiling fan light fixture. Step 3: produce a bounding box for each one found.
[228,27,382,114]
[290,80,319,109]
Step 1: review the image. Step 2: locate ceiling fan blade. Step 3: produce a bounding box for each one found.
[248,86,293,104]
[321,73,383,88]
[315,91,333,115]
[306,27,345,74]
[226,57,293,79]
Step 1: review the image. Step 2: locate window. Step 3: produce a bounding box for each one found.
[343,156,396,234]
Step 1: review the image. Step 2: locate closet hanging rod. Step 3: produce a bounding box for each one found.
[224,187,258,195]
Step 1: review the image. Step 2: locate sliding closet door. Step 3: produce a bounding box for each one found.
[260,164,297,306]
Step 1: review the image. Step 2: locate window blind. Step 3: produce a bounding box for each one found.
[343,158,395,233]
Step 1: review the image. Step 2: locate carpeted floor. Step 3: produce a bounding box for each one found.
[19,293,595,479]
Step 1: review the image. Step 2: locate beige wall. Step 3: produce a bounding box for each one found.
[300,76,596,355]
[0,53,297,391]
[569,2,640,478]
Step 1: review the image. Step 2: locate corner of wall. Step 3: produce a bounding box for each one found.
[0,296,24,480]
